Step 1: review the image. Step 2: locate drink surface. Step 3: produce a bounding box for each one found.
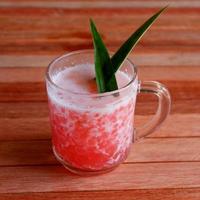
[48,64,136,171]
[52,63,129,94]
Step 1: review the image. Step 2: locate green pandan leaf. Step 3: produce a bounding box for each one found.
[107,6,168,84]
[90,19,118,93]
[89,6,168,93]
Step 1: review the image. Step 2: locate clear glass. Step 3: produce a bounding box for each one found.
[46,50,171,176]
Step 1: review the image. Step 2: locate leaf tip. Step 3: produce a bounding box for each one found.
[159,5,170,14]
[89,18,96,31]
[89,18,93,26]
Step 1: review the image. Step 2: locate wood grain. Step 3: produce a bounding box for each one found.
[2,0,200,9]
[0,99,199,120]
[0,137,200,166]
[1,163,200,193]
[1,66,200,83]
[0,66,200,102]
[1,50,200,67]
[0,114,199,141]
[0,5,200,62]
[1,189,200,200]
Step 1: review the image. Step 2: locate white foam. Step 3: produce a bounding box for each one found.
[47,64,137,112]
[52,64,131,93]
[52,64,96,94]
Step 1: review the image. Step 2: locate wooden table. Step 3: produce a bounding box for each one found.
[0,0,200,199]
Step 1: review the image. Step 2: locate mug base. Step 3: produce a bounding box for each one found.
[53,146,118,176]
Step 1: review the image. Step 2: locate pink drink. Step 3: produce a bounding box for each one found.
[47,63,137,173]
[46,50,171,175]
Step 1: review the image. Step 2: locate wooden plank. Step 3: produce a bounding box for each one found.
[0,67,45,83]
[1,162,200,193]
[1,65,200,83]
[0,117,50,141]
[1,15,199,33]
[1,30,200,52]
[4,13,198,32]
[0,7,199,24]
[0,114,199,141]
[4,65,196,83]
[0,99,199,120]
[136,114,200,138]
[1,32,200,56]
[128,137,200,163]
[136,99,200,115]
[1,7,199,26]
[0,7,200,55]
[0,66,200,102]
[0,138,200,166]
[1,8,198,29]
[1,0,200,9]
[1,51,200,67]
[0,65,200,81]
[2,80,200,101]
[0,102,49,118]
[0,140,56,166]
[1,188,200,200]
[1,45,199,56]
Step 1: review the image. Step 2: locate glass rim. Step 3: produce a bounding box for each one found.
[46,49,138,97]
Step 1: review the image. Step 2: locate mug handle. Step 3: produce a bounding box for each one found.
[135,81,171,140]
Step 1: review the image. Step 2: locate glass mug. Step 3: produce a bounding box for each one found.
[46,50,171,175]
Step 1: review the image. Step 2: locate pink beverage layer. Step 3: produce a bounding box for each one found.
[48,64,137,171]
